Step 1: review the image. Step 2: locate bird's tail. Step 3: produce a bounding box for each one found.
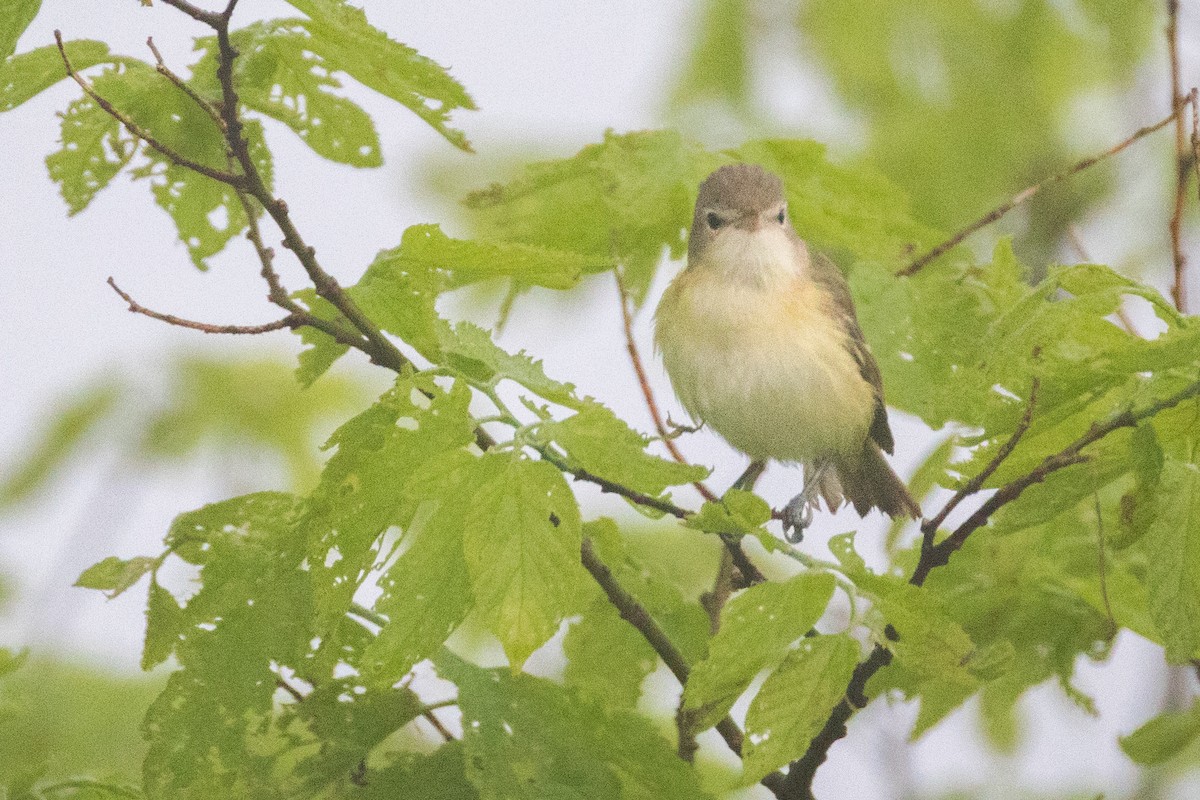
[837,442,920,519]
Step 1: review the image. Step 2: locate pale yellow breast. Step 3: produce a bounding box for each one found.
[655,268,874,463]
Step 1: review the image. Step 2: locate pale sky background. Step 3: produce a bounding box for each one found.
[1,2,1198,798]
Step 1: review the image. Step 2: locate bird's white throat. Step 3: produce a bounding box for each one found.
[697,227,808,290]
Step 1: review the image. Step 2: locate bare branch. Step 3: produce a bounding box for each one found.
[107,277,294,335]
[899,107,1183,277]
[1168,0,1190,313]
[54,31,244,189]
[156,0,221,27]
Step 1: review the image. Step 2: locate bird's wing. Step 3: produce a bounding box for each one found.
[807,248,895,454]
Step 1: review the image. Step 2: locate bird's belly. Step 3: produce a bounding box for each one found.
[658,282,874,463]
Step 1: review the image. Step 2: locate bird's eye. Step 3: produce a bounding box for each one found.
[776,208,787,224]
[706,211,724,230]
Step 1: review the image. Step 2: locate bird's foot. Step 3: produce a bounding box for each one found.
[782,493,814,543]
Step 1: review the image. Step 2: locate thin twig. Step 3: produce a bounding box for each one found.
[107,277,295,334]
[1168,0,1190,313]
[156,0,221,26]
[899,107,1184,276]
[54,31,244,189]
[614,272,719,503]
[421,707,456,742]
[920,378,1039,545]
[146,36,227,133]
[788,374,1200,795]
[580,539,789,798]
[276,676,306,703]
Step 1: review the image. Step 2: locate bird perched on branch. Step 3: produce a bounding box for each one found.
[654,164,919,541]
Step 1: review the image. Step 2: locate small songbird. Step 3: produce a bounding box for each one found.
[654,164,919,541]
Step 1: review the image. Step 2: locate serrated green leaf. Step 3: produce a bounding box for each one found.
[142,580,183,671]
[438,651,712,800]
[1119,700,1200,766]
[742,634,860,785]
[194,21,382,167]
[539,402,708,498]
[0,380,122,507]
[1145,459,1200,663]
[439,322,581,407]
[682,572,835,732]
[74,555,157,599]
[1,40,111,112]
[283,0,475,151]
[45,93,136,214]
[463,455,588,668]
[1,0,40,60]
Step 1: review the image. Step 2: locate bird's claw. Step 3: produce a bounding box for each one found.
[782,494,814,543]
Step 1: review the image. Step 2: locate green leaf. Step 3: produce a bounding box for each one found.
[465,129,716,301]
[1,40,111,112]
[438,651,712,800]
[0,380,122,507]
[194,21,382,167]
[439,322,582,408]
[395,223,590,289]
[584,518,712,666]
[682,572,835,732]
[362,452,477,688]
[362,742,477,800]
[282,0,475,151]
[292,291,353,387]
[142,580,183,671]
[74,555,157,599]
[45,93,136,214]
[564,595,657,710]
[0,648,29,679]
[742,634,860,785]
[1119,700,1200,766]
[302,375,477,626]
[1144,459,1200,663]
[1,0,40,60]
[538,402,709,497]
[686,490,773,536]
[463,455,589,668]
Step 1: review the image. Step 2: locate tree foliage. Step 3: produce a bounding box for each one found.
[2,1,1199,798]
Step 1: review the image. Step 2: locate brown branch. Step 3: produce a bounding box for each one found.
[899,107,1183,277]
[54,31,244,189]
[788,374,1200,795]
[275,677,306,703]
[920,378,1040,547]
[421,709,456,743]
[1168,0,1190,313]
[107,277,295,334]
[580,539,789,799]
[155,0,221,27]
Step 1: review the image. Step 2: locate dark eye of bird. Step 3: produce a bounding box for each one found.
[777,208,786,224]
[706,211,723,230]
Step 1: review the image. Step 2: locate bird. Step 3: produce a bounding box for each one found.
[654,163,919,541]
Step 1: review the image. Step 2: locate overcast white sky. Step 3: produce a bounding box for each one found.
[1,2,1197,798]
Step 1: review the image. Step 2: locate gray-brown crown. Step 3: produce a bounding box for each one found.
[695,163,785,213]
